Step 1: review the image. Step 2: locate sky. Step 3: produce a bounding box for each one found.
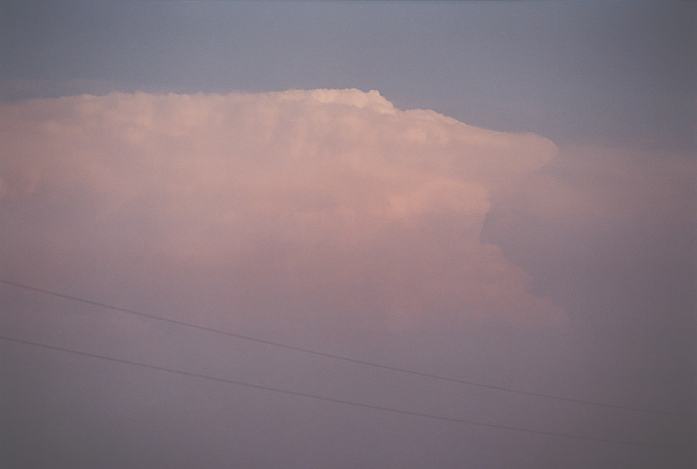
[0,1,695,469]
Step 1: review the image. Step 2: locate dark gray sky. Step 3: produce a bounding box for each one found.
[1,1,695,468]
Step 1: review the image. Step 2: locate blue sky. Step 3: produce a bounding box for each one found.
[2,1,694,152]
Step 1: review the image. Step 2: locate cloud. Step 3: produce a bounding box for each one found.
[0,89,562,329]
[5,91,692,467]
[483,143,696,408]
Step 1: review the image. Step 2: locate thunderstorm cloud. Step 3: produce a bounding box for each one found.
[1,89,563,329]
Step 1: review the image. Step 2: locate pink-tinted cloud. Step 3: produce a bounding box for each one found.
[0,89,562,327]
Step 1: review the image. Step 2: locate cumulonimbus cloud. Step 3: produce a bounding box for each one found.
[0,89,562,326]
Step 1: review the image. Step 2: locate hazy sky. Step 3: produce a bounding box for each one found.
[1,2,695,469]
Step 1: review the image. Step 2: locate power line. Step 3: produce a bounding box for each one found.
[0,278,677,417]
[0,333,654,449]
